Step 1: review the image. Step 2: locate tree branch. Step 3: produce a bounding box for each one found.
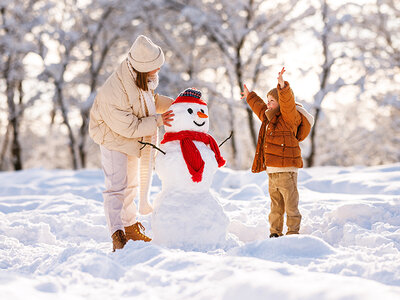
[138,141,166,155]
[219,131,233,147]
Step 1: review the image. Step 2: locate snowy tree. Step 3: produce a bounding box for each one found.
[149,0,315,168]
[302,0,399,166]
[142,0,237,151]
[305,0,367,167]
[36,0,146,169]
[195,0,315,149]
[2,0,398,169]
[0,0,47,170]
[331,0,400,165]
[37,0,85,169]
[74,0,148,168]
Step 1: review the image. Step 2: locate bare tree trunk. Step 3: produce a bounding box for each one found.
[227,105,237,159]
[306,107,321,167]
[0,123,11,170]
[78,110,89,168]
[3,52,23,170]
[10,116,23,170]
[235,47,258,149]
[7,84,23,170]
[238,2,258,149]
[56,82,79,169]
[306,0,329,167]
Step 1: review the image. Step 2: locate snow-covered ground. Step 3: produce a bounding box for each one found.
[1,164,400,299]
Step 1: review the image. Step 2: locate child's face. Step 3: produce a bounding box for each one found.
[267,95,279,110]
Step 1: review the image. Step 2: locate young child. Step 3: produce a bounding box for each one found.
[241,67,314,237]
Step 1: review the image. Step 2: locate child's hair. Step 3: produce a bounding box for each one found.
[134,69,149,91]
[267,88,279,102]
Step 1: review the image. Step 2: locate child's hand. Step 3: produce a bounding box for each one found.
[162,110,174,127]
[277,67,286,89]
[241,84,250,100]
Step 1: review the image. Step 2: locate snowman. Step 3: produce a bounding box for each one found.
[151,88,237,251]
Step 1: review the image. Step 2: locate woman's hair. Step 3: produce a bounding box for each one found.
[267,88,279,103]
[134,69,149,91]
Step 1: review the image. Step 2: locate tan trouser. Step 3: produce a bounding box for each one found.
[268,172,301,235]
[100,144,154,235]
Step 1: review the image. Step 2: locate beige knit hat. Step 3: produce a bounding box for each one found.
[127,35,165,73]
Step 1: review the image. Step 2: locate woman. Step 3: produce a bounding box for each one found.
[89,35,174,251]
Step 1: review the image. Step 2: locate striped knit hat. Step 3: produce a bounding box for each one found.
[172,88,207,106]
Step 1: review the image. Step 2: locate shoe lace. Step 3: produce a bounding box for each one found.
[136,222,146,233]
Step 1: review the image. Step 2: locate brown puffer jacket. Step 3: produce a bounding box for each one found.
[246,81,313,173]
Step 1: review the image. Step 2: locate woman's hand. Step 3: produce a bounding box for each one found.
[241,84,250,100]
[162,110,174,127]
[277,67,286,89]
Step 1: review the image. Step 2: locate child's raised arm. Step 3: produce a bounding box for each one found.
[277,67,286,89]
[240,84,250,100]
[241,83,268,121]
[277,67,300,132]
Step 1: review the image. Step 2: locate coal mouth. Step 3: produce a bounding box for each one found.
[193,121,205,127]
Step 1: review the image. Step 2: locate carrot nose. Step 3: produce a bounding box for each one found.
[197,111,208,118]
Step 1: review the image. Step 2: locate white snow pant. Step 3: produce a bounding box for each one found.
[100,144,154,236]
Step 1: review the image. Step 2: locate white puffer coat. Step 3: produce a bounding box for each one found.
[89,60,173,157]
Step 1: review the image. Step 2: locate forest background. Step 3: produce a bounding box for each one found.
[1,0,399,171]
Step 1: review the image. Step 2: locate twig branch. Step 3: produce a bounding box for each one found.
[219,131,233,147]
[138,141,166,155]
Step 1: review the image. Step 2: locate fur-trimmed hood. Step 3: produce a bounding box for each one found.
[295,103,314,142]
[296,103,314,127]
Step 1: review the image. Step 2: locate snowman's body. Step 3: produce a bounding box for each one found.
[151,89,235,251]
[155,140,217,192]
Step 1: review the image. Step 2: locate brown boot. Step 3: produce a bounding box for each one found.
[112,229,127,251]
[124,222,152,242]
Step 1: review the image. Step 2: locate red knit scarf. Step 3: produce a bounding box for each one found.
[161,130,226,182]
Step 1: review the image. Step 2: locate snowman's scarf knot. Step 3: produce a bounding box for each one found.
[161,130,226,182]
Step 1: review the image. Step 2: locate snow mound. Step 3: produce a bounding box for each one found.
[230,235,335,260]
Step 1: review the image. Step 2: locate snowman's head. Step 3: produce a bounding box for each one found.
[166,88,209,133]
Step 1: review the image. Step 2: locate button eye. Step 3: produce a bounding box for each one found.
[187,108,193,114]
[200,109,204,113]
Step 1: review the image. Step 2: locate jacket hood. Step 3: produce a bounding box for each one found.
[296,103,314,127]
